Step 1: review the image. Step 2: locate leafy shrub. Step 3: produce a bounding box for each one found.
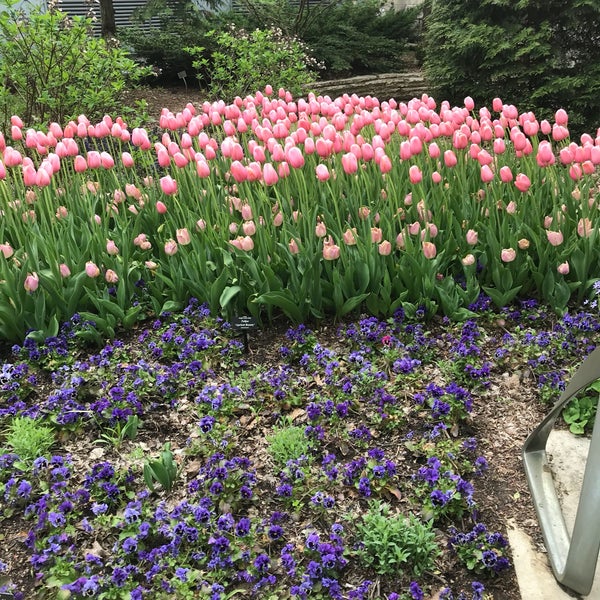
[0,0,150,127]
[187,26,319,100]
[355,501,440,576]
[268,424,311,467]
[422,0,600,135]
[118,0,229,85]
[2,416,54,467]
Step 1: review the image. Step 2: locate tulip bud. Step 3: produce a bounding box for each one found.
[24,272,39,292]
[164,239,178,256]
[501,248,516,263]
[85,261,100,277]
[176,228,191,245]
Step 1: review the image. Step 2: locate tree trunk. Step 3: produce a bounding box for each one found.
[100,0,116,38]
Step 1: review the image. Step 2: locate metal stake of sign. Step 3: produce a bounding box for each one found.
[523,346,600,596]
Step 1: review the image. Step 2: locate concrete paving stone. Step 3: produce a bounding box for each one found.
[508,430,600,599]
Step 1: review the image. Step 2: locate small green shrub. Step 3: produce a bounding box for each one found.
[563,382,599,435]
[2,416,54,466]
[187,25,319,100]
[143,443,178,492]
[355,501,440,576]
[0,0,151,127]
[268,424,311,467]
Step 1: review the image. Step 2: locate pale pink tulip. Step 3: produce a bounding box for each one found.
[555,108,568,126]
[371,227,383,243]
[0,242,14,259]
[343,228,357,245]
[536,141,555,167]
[505,201,517,215]
[106,239,119,255]
[378,240,392,256]
[286,146,305,169]
[358,206,371,220]
[288,238,300,254]
[196,219,206,231]
[145,261,158,270]
[24,272,39,292]
[241,204,253,220]
[164,240,178,256]
[501,248,516,263]
[85,261,100,277]
[569,164,582,180]
[315,221,327,238]
[557,262,569,275]
[462,254,475,266]
[431,171,442,184]
[395,232,405,249]
[546,230,563,246]
[105,269,119,284]
[322,236,340,260]
[273,212,283,227]
[409,165,422,184]
[156,201,168,214]
[342,152,358,174]
[263,163,279,186]
[240,236,254,251]
[242,221,256,236]
[422,241,437,259]
[518,238,530,250]
[176,228,191,245]
[466,229,478,245]
[577,218,593,237]
[443,150,457,168]
[59,263,71,278]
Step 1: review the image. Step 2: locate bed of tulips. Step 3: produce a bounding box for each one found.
[0,87,598,343]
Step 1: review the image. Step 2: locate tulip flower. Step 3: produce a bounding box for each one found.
[462,254,475,266]
[514,173,531,193]
[518,238,530,250]
[315,221,327,238]
[557,262,570,275]
[378,240,392,256]
[85,261,100,278]
[242,221,256,236]
[501,248,516,263]
[480,165,494,183]
[156,201,168,215]
[176,228,191,245]
[164,240,178,256]
[466,229,478,245]
[315,164,330,182]
[59,263,71,278]
[546,230,564,246]
[263,163,279,186]
[105,269,119,284]
[106,239,119,256]
[322,236,340,260]
[577,218,593,237]
[0,242,14,259]
[160,175,178,195]
[409,165,422,184]
[443,150,457,168]
[288,238,300,254]
[422,241,437,259]
[24,272,39,292]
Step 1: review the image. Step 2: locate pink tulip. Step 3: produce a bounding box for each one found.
[342,152,358,174]
[343,228,357,245]
[241,204,253,220]
[105,269,119,284]
[35,168,51,187]
[514,173,531,193]
[86,151,101,169]
[315,164,330,182]
[73,155,87,173]
[322,236,340,260]
[422,241,437,259]
[557,262,569,275]
[546,230,563,246]
[176,228,191,245]
[160,175,178,195]
[100,151,114,169]
[156,201,168,215]
[409,165,422,184]
[24,272,39,292]
[378,240,392,256]
[480,165,494,183]
[315,221,327,238]
[288,238,300,254]
[85,261,100,278]
[428,142,440,158]
[518,238,530,250]
[0,242,14,259]
[443,150,457,168]
[536,141,555,167]
[59,263,71,278]
[569,164,582,181]
[164,239,178,256]
[106,239,119,255]
[240,236,254,251]
[242,221,256,236]
[555,108,568,126]
[500,248,516,263]
[499,166,513,183]
[379,154,392,174]
[462,254,475,266]
[273,212,283,227]
[464,96,475,111]
[431,171,442,184]
[493,138,506,154]
[286,146,305,169]
[263,163,279,186]
[505,201,517,215]
[371,227,383,243]
[577,218,593,237]
[466,229,478,245]
[395,232,405,249]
